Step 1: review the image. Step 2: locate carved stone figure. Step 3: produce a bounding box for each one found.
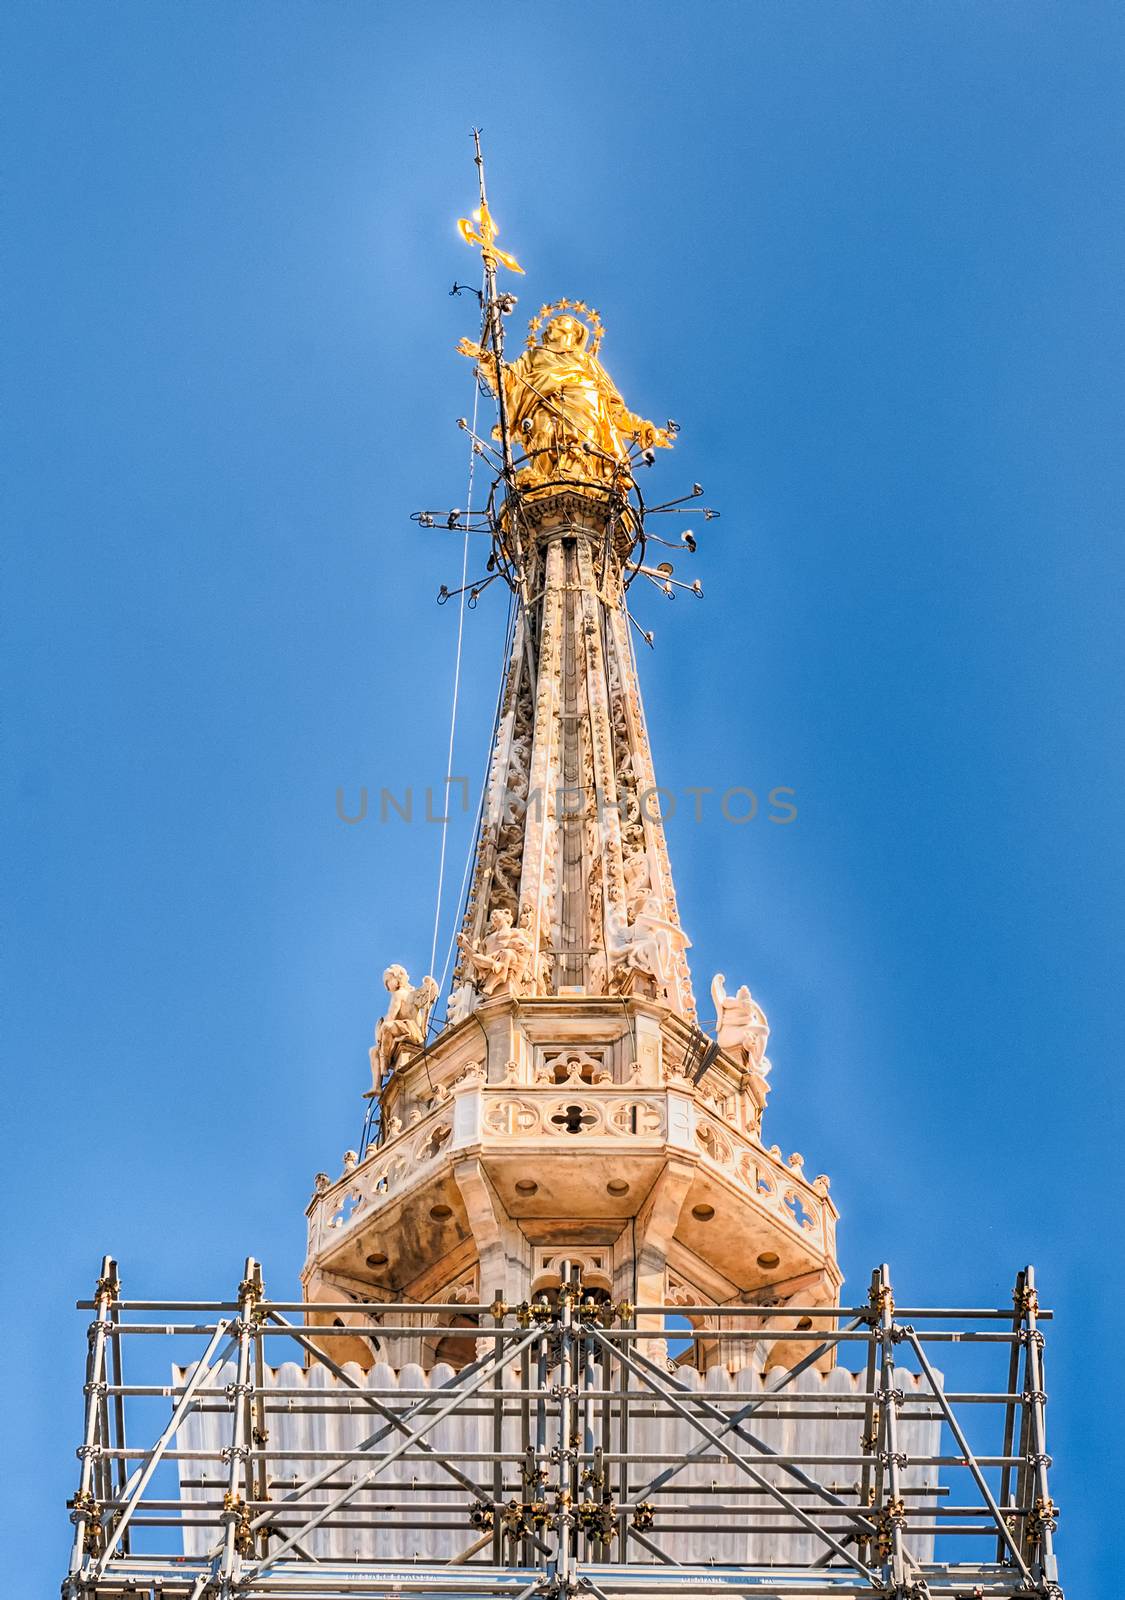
[459,310,671,490]
[605,900,667,991]
[518,905,553,994]
[458,907,535,998]
[712,974,770,1072]
[493,821,524,913]
[370,965,439,1092]
[622,829,651,912]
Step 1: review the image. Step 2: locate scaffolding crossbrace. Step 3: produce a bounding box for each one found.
[63,1257,1063,1600]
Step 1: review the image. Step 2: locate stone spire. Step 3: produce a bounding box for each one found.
[450,459,696,1022]
[300,183,840,1368]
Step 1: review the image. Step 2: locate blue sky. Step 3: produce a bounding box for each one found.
[3,1,1123,1590]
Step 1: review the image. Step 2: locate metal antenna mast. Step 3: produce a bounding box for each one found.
[463,129,538,680]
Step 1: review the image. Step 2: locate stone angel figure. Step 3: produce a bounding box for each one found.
[369,965,438,1093]
[711,974,770,1073]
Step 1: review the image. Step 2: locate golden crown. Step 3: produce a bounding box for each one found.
[526,298,605,356]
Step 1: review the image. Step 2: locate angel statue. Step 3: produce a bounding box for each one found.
[457,308,672,491]
[711,974,770,1073]
[368,965,438,1094]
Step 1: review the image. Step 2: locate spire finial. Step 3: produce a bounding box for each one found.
[457,129,524,276]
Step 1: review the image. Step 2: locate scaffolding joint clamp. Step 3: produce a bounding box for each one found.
[1026,1495,1058,1543]
[222,1490,254,1555]
[868,1283,895,1320]
[576,1496,617,1543]
[1015,1284,1040,1317]
[70,1490,106,1555]
[238,1264,264,1309]
[95,1269,121,1302]
[873,1496,907,1560]
[68,1484,104,1548]
[469,1500,494,1531]
[632,1500,655,1531]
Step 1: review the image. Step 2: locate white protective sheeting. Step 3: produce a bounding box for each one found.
[176,1358,940,1566]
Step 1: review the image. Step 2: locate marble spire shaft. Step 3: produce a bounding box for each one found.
[453,495,695,1021]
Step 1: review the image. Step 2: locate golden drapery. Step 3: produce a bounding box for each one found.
[460,314,671,490]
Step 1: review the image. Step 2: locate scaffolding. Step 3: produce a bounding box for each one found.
[63,1257,1062,1599]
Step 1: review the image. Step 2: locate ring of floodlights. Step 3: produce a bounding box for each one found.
[526,298,605,355]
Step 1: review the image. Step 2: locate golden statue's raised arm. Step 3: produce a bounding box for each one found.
[456,335,500,393]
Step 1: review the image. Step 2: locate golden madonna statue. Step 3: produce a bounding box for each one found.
[458,309,672,492]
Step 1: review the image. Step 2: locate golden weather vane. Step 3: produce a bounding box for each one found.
[457,128,523,277]
[457,201,523,276]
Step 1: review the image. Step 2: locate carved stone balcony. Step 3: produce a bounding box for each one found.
[303,994,841,1370]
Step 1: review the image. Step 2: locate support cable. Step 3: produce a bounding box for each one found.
[434,588,516,1008]
[428,271,486,980]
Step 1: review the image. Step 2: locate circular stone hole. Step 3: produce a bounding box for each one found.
[365,1253,388,1269]
[691,1203,716,1222]
[429,1204,453,1222]
[756,1251,780,1271]
[796,1317,813,1330]
[607,1180,630,1196]
[515,1179,539,1196]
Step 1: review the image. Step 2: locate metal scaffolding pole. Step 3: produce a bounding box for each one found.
[59,1258,1064,1600]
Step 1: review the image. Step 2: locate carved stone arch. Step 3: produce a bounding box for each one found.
[412,1116,453,1164]
[536,1048,612,1087]
[532,1249,612,1297]
[665,1272,719,1372]
[695,1119,733,1166]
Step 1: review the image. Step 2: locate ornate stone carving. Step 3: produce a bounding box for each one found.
[695,1119,733,1165]
[605,897,672,992]
[536,1049,611,1087]
[484,1098,541,1136]
[711,974,770,1072]
[607,1098,664,1136]
[370,966,438,1091]
[446,981,478,1026]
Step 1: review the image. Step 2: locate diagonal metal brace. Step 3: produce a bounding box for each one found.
[249,1321,542,1575]
[902,1324,1034,1584]
[587,1324,876,1581]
